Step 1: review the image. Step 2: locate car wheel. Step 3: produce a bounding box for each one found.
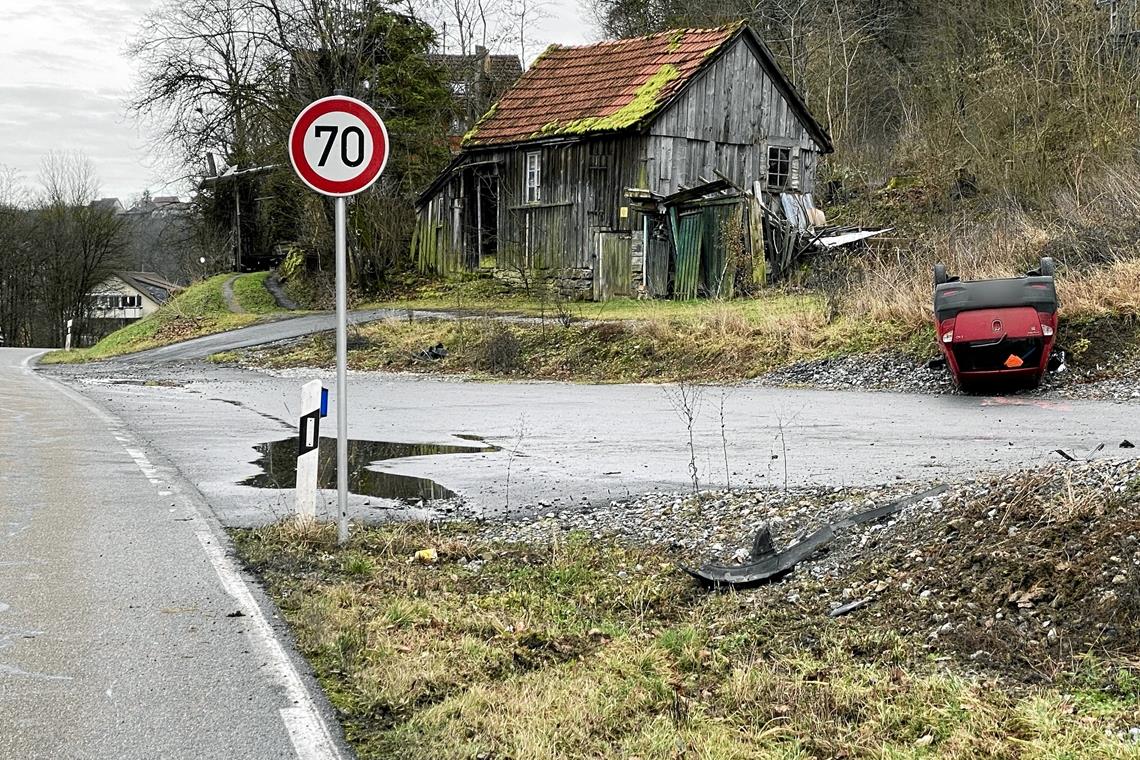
[934,263,949,286]
[1038,257,1056,277]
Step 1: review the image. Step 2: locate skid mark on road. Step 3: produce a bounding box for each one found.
[20,352,346,760]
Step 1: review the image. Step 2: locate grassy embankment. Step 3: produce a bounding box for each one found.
[234,511,1140,760]
[243,287,928,382]
[41,272,278,364]
[244,254,1138,383]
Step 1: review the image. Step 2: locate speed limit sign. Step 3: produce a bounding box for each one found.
[288,93,391,546]
[288,95,389,196]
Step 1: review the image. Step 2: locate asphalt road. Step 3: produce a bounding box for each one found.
[122,306,551,363]
[122,308,401,362]
[0,349,349,760]
[44,360,1140,526]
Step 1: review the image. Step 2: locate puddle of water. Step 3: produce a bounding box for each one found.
[240,436,497,502]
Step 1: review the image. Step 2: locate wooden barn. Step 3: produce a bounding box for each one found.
[412,22,834,300]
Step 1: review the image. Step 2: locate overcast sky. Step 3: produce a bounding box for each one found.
[0,1,593,203]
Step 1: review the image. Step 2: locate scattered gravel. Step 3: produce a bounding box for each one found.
[756,350,1140,401]
[473,480,938,562]
[756,352,949,394]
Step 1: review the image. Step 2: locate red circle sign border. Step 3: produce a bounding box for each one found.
[289,96,389,197]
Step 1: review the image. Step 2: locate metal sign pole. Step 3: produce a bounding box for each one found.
[335,195,349,545]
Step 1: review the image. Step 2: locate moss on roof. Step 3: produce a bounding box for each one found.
[461,103,499,145]
[528,63,681,138]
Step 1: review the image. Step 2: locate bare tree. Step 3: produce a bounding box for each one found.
[426,0,510,54]
[0,164,26,208]
[504,0,551,64]
[130,0,283,175]
[35,153,126,346]
[0,164,35,345]
[131,0,452,288]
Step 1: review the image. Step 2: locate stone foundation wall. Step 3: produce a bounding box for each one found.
[493,267,595,300]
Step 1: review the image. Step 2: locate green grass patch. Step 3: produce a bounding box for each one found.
[233,521,1140,760]
[257,275,943,382]
[245,302,926,383]
[39,273,260,364]
[232,271,280,314]
[366,276,823,324]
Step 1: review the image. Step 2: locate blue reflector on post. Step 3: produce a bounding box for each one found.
[320,387,329,418]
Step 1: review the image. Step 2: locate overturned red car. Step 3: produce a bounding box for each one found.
[933,258,1062,388]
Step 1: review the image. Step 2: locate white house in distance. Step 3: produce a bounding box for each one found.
[86,271,181,338]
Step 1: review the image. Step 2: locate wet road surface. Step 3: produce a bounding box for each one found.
[0,349,349,760]
[43,360,1140,526]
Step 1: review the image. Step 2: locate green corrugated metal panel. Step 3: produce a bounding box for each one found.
[700,203,743,298]
[668,199,749,299]
[673,210,703,300]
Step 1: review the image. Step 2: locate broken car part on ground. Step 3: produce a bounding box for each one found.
[685,485,949,589]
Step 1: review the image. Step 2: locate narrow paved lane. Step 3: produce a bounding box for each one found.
[119,307,572,363]
[0,349,348,760]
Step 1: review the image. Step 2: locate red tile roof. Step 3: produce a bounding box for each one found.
[463,23,745,146]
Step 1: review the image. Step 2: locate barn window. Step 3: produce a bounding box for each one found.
[767,146,791,189]
[524,151,541,203]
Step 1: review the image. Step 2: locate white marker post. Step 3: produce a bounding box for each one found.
[65,319,73,351]
[288,93,389,545]
[295,379,324,519]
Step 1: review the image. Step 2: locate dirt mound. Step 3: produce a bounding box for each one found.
[798,460,1140,679]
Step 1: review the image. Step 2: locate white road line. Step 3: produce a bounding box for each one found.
[196,531,345,757]
[20,353,345,760]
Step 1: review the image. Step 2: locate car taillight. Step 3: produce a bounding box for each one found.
[942,330,954,343]
[1041,324,1053,336]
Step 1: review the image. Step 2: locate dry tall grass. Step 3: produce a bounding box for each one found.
[844,162,1140,330]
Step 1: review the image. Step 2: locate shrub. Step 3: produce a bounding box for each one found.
[474,323,521,373]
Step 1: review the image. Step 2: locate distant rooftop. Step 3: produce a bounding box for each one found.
[114,271,182,304]
[428,47,523,84]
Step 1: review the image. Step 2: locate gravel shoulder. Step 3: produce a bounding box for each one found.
[755,350,1140,401]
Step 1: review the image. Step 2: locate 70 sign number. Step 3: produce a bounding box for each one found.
[314,125,364,168]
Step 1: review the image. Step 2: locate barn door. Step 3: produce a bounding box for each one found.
[595,232,632,300]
